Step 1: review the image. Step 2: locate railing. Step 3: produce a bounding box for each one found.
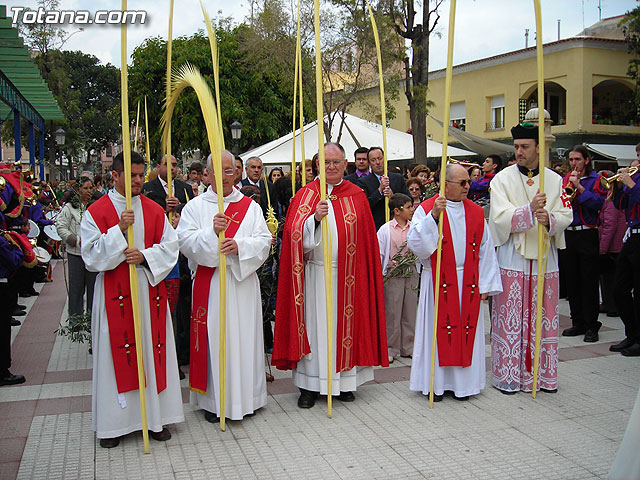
[485,121,504,130]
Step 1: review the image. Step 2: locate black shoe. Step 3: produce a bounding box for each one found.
[149,428,171,441]
[337,391,355,402]
[99,437,120,448]
[12,308,26,316]
[297,389,317,408]
[10,318,21,326]
[453,395,469,401]
[606,311,619,317]
[178,368,185,380]
[430,393,444,402]
[621,343,640,357]
[583,330,599,343]
[499,389,518,395]
[204,410,220,423]
[562,326,586,337]
[540,387,558,393]
[610,338,635,352]
[0,372,26,386]
[15,304,26,310]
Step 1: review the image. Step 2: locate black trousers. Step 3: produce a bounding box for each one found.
[0,282,16,375]
[599,252,619,314]
[564,228,601,332]
[614,233,640,343]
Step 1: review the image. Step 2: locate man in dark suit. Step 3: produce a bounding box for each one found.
[344,146,370,185]
[358,147,410,230]
[241,156,277,219]
[142,154,191,212]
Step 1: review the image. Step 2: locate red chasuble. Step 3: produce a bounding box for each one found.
[420,195,485,368]
[89,194,168,394]
[189,195,253,394]
[272,179,388,371]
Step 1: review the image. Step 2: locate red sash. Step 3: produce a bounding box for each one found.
[189,195,253,394]
[421,196,484,367]
[89,194,168,394]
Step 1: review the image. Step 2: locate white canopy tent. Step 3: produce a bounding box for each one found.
[241,112,474,166]
[584,143,638,167]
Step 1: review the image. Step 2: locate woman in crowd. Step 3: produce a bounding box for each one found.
[56,177,98,319]
[269,167,284,183]
[410,165,430,185]
[406,177,425,208]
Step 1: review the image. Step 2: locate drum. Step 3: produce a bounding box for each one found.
[43,224,62,257]
[27,219,40,239]
[32,246,51,283]
[33,246,51,264]
[45,210,60,221]
[44,225,61,242]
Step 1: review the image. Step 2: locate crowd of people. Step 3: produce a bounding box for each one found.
[1,124,638,459]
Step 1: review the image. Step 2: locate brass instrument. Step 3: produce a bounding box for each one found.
[600,166,639,190]
[448,158,480,169]
[564,185,577,201]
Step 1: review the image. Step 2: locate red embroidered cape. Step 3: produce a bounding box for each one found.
[421,195,485,367]
[272,179,388,371]
[89,194,169,394]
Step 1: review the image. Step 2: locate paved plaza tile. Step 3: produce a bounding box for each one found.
[1,260,638,479]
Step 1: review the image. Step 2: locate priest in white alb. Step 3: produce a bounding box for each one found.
[407,164,502,401]
[489,123,572,394]
[81,151,184,448]
[176,151,271,423]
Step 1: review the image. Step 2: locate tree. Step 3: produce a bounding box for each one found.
[12,0,119,177]
[324,0,404,142]
[389,0,444,163]
[128,9,315,163]
[621,5,640,122]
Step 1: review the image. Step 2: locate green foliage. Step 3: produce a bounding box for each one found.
[621,6,640,121]
[55,311,91,347]
[34,50,121,156]
[129,6,315,163]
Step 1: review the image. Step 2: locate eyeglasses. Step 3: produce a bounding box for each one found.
[445,179,472,187]
[408,186,421,191]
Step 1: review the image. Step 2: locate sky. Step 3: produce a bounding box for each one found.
[2,0,636,70]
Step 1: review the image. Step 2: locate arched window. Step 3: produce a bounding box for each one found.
[524,82,567,126]
[592,80,635,126]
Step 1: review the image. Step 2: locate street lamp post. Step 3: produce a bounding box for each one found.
[55,127,66,181]
[230,120,242,156]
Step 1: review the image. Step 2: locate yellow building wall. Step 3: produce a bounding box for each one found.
[348,40,639,144]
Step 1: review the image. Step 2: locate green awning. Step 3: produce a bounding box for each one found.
[0,5,64,130]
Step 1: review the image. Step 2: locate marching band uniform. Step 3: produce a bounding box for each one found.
[560,170,607,342]
[611,169,640,356]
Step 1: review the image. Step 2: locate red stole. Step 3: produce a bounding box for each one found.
[189,195,253,394]
[272,179,388,372]
[89,194,168,394]
[420,196,484,367]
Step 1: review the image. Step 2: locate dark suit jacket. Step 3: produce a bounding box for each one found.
[357,172,410,230]
[241,178,278,219]
[142,177,191,211]
[344,172,369,187]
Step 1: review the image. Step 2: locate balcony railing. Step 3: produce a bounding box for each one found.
[485,121,504,131]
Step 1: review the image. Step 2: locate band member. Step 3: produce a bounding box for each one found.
[560,146,607,342]
[610,152,640,357]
